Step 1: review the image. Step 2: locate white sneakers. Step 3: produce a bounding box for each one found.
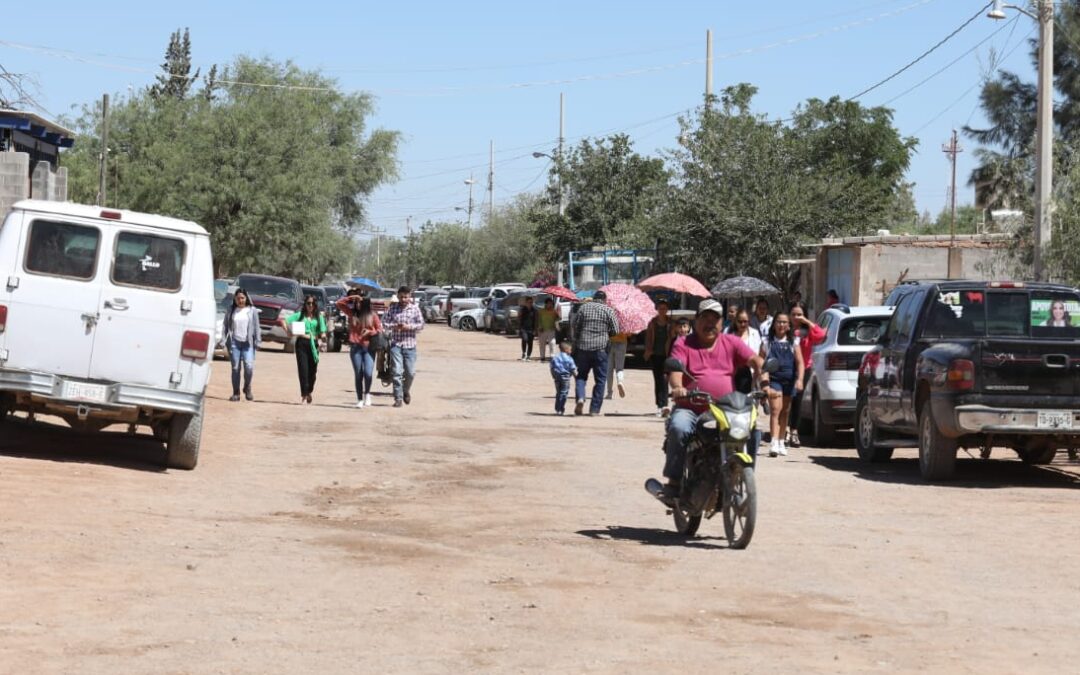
[768,440,789,457]
[364,393,372,406]
[355,400,365,409]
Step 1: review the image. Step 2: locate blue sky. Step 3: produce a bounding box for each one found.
[0,0,1038,239]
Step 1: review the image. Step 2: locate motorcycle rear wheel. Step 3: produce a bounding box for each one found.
[722,464,757,549]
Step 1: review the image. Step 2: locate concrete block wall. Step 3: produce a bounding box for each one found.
[0,151,30,216]
[53,166,68,201]
[30,161,54,201]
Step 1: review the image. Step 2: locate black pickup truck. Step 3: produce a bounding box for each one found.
[855,280,1080,480]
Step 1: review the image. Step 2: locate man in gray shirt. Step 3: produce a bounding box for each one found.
[571,290,620,416]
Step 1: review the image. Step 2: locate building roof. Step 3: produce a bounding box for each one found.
[12,200,209,236]
[0,110,76,148]
[811,233,1013,249]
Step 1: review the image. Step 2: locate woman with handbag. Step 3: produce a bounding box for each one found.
[279,294,328,404]
[336,291,383,408]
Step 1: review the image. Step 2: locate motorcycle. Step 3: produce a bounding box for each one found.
[645,357,777,549]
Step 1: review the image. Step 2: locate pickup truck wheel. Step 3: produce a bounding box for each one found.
[919,400,957,481]
[855,394,892,462]
[165,400,203,470]
[812,393,838,447]
[1018,446,1056,465]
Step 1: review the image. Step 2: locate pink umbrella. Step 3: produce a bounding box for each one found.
[542,285,579,302]
[637,272,710,298]
[598,283,657,335]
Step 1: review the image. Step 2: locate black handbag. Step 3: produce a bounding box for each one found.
[368,331,389,353]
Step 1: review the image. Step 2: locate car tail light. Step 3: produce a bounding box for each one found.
[946,359,975,390]
[181,331,210,360]
[0,304,6,332]
[446,299,453,313]
[826,353,862,370]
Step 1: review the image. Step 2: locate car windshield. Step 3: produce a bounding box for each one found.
[214,279,230,303]
[468,288,490,298]
[239,276,298,301]
[837,316,888,345]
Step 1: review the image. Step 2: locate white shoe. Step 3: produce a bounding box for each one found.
[777,441,788,457]
[656,407,664,417]
[355,400,365,409]
[364,394,372,406]
[768,441,779,458]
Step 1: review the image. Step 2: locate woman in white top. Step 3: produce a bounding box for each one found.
[730,309,762,394]
[224,289,262,401]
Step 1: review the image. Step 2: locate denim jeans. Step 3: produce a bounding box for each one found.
[229,338,255,394]
[664,407,762,480]
[390,345,417,402]
[349,343,375,400]
[553,374,572,413]
[574,348,609,414]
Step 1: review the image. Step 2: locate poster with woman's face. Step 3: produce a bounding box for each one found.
[1030,299,1080,328]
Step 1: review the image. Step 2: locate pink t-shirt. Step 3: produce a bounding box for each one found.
[670,333,756,412]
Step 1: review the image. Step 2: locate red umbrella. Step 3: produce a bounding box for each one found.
[543,285,579,302]
[598,283,657,335]
[637,272,709,297]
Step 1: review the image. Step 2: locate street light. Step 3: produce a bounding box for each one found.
[532,151,565,216]
[989,0,1054,280]
[462,174,476,227]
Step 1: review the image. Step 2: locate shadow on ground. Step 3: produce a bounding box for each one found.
[809,453,1080,489]
[0,417,166,472]
[577,525,729,550]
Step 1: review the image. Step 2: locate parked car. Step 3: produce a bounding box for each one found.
[450,307,486,331]
[483,296,504,332]
[796,304,894,445]
[423,293,447,322]
[0,200,216,469]
[855,280,1080,480]
[235,273,304,352]
[493,290,572,336]
[322,284,347,352]
[369,288,396,315]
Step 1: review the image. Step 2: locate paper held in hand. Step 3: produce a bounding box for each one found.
[289,321,308,337]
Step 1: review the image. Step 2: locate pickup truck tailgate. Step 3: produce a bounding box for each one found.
[979,339,1080,396]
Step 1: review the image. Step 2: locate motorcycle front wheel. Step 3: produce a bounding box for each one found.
[672,504,701,536]
[722,464,757,549]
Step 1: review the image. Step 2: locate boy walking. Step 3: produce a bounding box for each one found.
[549,342,577,415]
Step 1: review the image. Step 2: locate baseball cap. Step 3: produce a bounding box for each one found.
[698,298,724,316]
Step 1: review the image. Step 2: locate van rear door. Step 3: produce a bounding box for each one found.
[88,226,194,389]
[3,215,103,379]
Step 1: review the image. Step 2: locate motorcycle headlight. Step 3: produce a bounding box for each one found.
[727,411,753,440]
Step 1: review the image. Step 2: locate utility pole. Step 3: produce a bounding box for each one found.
[370,225,386,268]
[1034,0,1054,280]
[464,173,476,227]
[488,140,495,223]
[96,93,109,206]
[405,215,412,238]
[705,29,713,104]
[942,129,962,240]
[557,92,565,216]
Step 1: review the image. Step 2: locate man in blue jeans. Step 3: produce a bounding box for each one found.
[383,286,425,408]
[571,290,620,416]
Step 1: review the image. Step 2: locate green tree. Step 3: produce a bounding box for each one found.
[149,28,199,101]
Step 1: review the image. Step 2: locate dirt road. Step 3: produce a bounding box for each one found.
[3,324,1080,673]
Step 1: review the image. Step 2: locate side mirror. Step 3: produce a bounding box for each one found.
[763,357,780,374]
[664,357,685,374]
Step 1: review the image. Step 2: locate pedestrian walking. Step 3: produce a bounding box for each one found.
[336,290,383,409]
[667,317,691,355]
[383,286,425,407]
[519,295,537,361]
[730,308,763,395]
[549,341,577,415]
[571,291,620,416]
[750,297,773,336]
[605,332,630,400]
[536,297,560,362]
[223,288,261,402]
[786,301,825,447]
[761,312,804,457]
[644,298,673,416]
[280,294,327,404]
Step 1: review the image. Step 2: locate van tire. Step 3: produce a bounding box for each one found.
[283,339,296,354]
[166,401,203,470]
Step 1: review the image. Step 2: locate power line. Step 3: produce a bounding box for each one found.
[848,1,994,100]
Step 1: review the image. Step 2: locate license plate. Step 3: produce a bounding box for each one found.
[61,380,108,403]
[1037,411,1073,430]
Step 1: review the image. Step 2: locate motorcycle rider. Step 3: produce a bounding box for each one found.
[657,299,766,499]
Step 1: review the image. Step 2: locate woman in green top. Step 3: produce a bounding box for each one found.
[537,297,560,362]
[279,294,328,404]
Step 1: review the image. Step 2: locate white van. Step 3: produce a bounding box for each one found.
[0,200,216,469]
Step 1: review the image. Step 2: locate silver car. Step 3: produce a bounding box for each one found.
[798,304,894,445]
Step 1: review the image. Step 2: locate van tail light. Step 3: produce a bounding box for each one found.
[946,359,975,390]
[0,304,6,332]
[181,331,210,360]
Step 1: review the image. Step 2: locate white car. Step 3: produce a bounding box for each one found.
[798,304,894,445]
[450,307,486,331]
[0,200,216,469]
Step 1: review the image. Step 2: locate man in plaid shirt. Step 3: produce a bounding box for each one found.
[383,286,425,407]
[571,290,621,416]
